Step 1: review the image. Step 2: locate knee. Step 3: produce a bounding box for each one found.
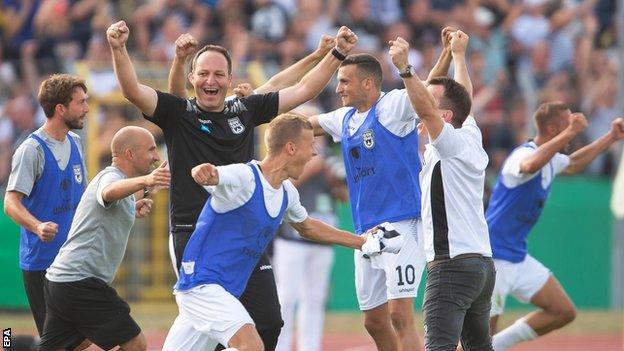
[364,315,390,336]
[389,310,413,332]
[559,306,577,326]
[236,340,264,351]
[123,333,147,351]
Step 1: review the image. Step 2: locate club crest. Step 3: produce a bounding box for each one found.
[73,165,83,184]
[362,129,374,149]
[228,117,245,134]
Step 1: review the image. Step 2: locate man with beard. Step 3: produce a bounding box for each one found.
[4,74,89,337]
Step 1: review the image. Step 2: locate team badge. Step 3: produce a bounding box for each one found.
[227,117,245,134]
[362,129,374,149]
[73,165,83,184]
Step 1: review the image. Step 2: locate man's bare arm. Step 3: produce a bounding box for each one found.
[278,27,358,113]
[256,35,335,94]
[107,21,158,116]
[390,37,444,139]
[168,33,199,98]
[425,26,456,83]
[290,217,364,250]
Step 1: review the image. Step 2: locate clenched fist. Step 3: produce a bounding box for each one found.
[106,20,130,49]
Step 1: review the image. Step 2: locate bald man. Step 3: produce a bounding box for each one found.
[38,126,170,351]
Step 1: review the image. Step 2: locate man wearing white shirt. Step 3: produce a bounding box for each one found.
[486,101,624,351]
[307,27,456,351]
[389,31,495,350]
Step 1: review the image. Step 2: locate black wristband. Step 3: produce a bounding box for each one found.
[331,48,346,61]
[143,187,150,198]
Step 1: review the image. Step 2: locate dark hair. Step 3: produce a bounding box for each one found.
[534,101,570,133]
[190,45,232,75]
[37,74,87,118]
[341,53,383,88]
[428,77,472,127]
[265,113,314,155]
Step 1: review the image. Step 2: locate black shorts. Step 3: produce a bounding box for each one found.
[38,277,141,351]
[22,270,47,335]
[172,230,283,346]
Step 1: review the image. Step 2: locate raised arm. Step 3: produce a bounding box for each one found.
[389,37,444,139]
[425,26,456,83]
[102,161,170,203]
[107,20,158,116]
[289,217,364,249]
[256,35,335,94]
[519,114,587,174]
[563,118,624,174]
[450,30,473,100]
[168,33,199,98]
[277,26,358,114]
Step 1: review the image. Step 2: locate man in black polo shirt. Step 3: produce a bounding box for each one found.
[106,20,357,350]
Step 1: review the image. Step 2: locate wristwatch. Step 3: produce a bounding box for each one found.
[399,64,415,78]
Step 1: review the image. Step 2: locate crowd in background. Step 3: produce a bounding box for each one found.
[0,0,622,192]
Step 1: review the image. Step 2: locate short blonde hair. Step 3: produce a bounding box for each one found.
[534,101,569,134]
[265,113,313,155]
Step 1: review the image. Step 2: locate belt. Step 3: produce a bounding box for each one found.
[427,253,485,269]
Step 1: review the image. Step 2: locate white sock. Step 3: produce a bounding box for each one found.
[492,318,538,351]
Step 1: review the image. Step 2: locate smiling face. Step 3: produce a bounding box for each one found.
[131,132,161,176]
[188,50,232,112]
[336,65,368,109]
[286,129,317,180]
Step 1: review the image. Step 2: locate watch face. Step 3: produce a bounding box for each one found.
[400,65,414,77]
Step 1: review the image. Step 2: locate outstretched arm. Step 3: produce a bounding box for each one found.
[102,161,170,203]
[563,118,624,174]
[290,217,364,249]
[256,35,335,94]
[191,163,220,186]
[107,20,158,116]
[519,114,587,174]
[278,26,358,114]
[168,33,199,98]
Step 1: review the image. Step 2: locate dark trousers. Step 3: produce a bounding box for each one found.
[171,230,283,351]
[22,270,47,336]
[423,256,496,351]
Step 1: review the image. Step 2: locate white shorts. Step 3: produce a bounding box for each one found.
[162,284,254,350]
[490,254,551,316]
[354,218,426,311]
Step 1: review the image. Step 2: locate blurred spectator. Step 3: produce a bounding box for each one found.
[0,0,622,196]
